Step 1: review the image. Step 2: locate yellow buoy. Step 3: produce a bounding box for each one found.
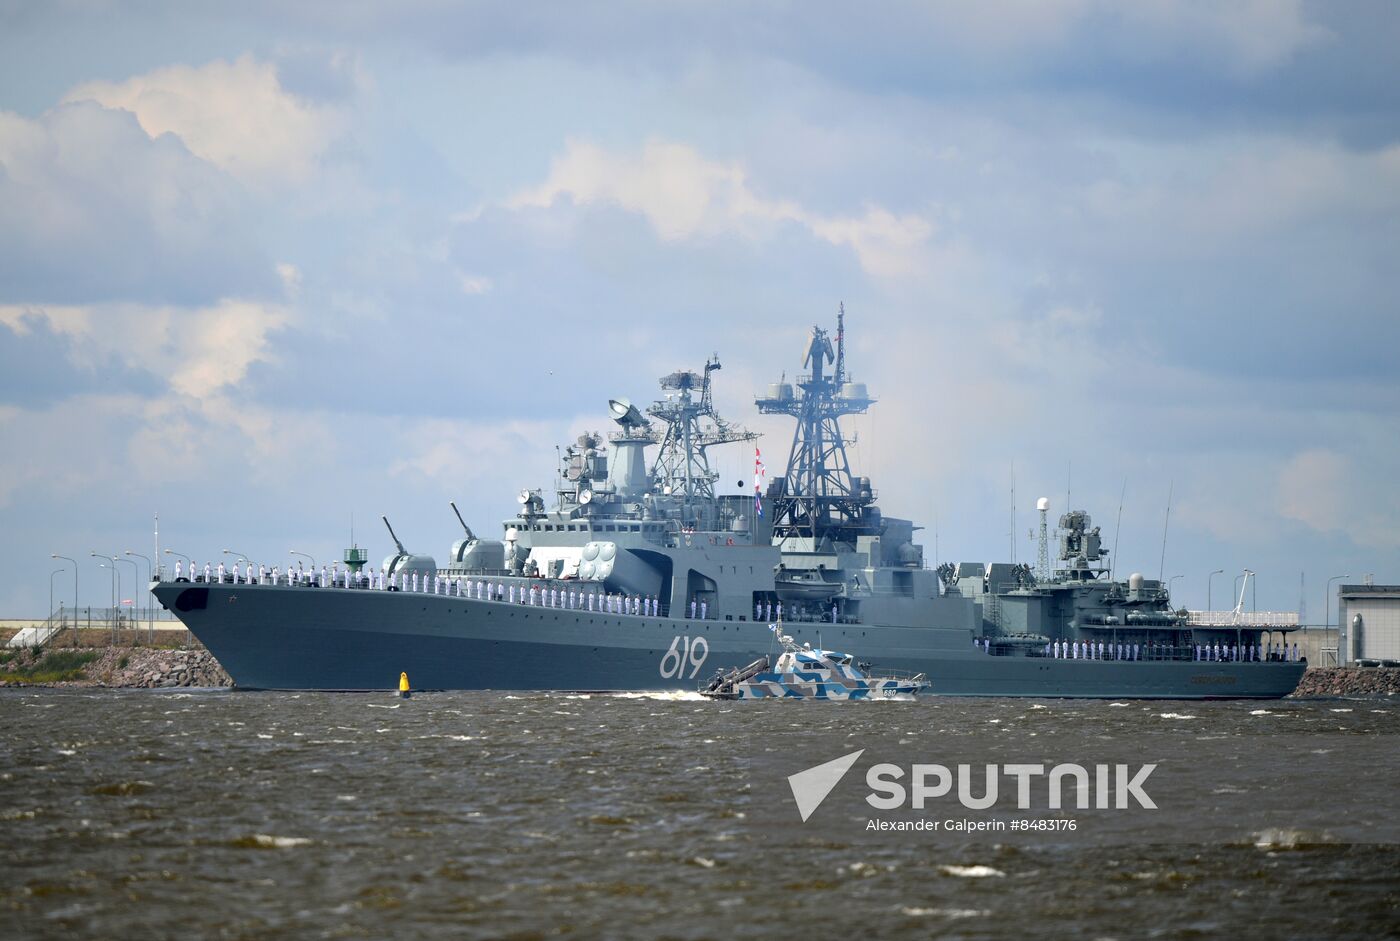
[398,671,411,699]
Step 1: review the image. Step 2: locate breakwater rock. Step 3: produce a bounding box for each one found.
[91,647,232,688]
[1290,667,1400,698]
[0,646,231,688]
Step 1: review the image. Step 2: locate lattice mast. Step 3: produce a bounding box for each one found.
[756,305,876,543]
[1036,498,1051,583]
[648,356,756,502]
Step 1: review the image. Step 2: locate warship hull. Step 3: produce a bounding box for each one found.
[152,582,1305,698]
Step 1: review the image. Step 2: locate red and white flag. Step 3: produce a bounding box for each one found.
[754,447,765,517]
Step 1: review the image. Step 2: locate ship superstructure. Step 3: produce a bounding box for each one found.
[151,313,1305,697]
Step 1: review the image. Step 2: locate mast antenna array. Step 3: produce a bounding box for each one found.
[757,306,876,545]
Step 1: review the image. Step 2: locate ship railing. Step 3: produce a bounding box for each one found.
[155,568,707,620]
[1186,611,1299,627]
[994,643,1293,663]
[864,666,928,683]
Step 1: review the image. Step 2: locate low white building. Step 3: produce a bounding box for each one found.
[1339,583,1400,665]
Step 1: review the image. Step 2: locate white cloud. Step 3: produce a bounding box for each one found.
[1072,138,1400,262]
[0,102,272,305]
[64,55,345,185]
[507,138,934,278]
[0,299,289,399]
[458,274,493,295]
[1115,0,1330,73]
[1276,448,1400,550]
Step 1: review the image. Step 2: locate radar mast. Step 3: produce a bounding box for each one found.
[756,305,876,545]
[647,356,756,502]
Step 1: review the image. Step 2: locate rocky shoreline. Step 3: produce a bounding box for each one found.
[0,646,232,688]
[1290,667,1400,698]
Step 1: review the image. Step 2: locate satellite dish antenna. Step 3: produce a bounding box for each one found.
[518,489,531,504]
[608,397,646,429]
[579,489,593,505]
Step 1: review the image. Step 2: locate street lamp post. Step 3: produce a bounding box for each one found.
[1327,574,1351,664]
[51,554,77,644]
[1207,569,1224,612]
[222,549,252,580]
[50,567,66,620]
[1167,574,1184,600]
[164,549,191,579]
[114,557,138,642]
[289,550,316,583]
[93,556,116,642]
[126,551,152,643]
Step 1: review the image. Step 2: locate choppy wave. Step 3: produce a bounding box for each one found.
[938,864,1005,878]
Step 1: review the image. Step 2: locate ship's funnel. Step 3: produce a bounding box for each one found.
[607,439,649,498]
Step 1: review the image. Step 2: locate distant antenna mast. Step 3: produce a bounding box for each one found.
[1036,497,1050,582]
[1158,480,1173,582]
[835,302,846,384]
[1298,571,1307,623]
[1010,461,1017,564]
[1111,478,1126,580]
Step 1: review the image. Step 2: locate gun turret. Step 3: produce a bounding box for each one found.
[379,515,436,581]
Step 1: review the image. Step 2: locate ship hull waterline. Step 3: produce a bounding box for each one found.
[153,583,1305,698]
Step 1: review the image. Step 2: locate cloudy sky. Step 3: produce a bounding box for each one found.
[1,1,1396,619]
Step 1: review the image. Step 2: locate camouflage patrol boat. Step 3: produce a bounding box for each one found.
[151,311,1305,697]
[699,625,928,700]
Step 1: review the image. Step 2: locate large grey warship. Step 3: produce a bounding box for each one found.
[151,314,1305,697]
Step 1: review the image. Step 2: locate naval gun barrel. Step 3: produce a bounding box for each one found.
[449,501,475,541]
[382,516,406,555]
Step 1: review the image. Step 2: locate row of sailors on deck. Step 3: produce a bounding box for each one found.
[171,559,694,618]
[1043,640,1146,660]
[1190,642,1302,662]
[973,637,1306,663]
